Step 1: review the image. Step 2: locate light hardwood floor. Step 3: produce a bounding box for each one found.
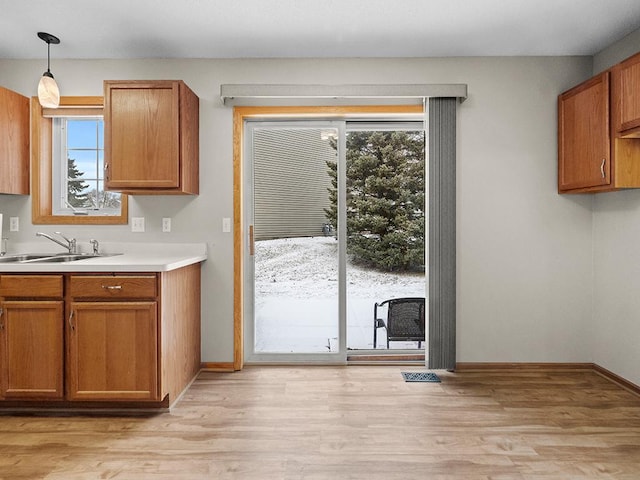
[1,366,640,479]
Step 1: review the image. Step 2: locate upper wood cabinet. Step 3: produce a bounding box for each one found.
[612,51,640,138]
[558,73,611,192]
[0,86,29,195]
[558,63,640,194]
[104,80,199,195]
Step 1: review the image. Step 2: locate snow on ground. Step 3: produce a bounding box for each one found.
[254,236,426,352]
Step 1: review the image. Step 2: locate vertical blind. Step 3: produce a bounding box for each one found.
[427,97,457,371]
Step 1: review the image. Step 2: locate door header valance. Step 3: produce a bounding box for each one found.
[220,84,467,106]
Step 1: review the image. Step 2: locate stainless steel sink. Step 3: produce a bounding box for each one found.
[0,254,56,263]
[25,254,92,263]
[26,253,118,263]
[0,253,121,263]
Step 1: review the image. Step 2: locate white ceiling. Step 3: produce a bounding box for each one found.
[2,0,640,60]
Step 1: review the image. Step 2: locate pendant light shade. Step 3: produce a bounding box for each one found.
[38,72,59,108]
[37,32,60,108]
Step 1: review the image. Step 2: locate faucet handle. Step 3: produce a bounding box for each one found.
[54,231,72,242]
[54,231,77,254]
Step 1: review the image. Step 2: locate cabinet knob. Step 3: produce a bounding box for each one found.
[600,158,606,178]
[68,310,75,331]
[102,285,123,290]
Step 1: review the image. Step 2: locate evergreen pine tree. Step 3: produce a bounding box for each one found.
[325,130,425,272]
[67,158,90,207]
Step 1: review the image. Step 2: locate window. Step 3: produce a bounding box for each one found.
[31,96,128,224]
[51,117,122,216]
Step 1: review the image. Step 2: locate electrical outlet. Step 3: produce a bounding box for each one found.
[162,217,171,233]
[222,217,231,233]
[131,217,145,232]
[9,217,19,232]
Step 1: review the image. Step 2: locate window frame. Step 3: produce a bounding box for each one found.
[31,96,128,225]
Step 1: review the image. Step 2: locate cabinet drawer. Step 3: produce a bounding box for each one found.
[69,275,157,298]
[0,275,64,298]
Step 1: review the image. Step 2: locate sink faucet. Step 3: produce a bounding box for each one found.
[36,232,77,254]
[89,239,99,255]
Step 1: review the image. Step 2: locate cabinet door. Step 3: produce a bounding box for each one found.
[0,301,63,399]
[0,87,29,194]
[67,301,159,401]
[104,81,180,189]
[558,72,611,192]
[614,52,640,135]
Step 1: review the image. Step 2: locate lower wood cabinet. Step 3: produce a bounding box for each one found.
[0,300,63,399]
[68,301,158,401]
[0,265,201,410]
[0,275,64,400]
[67,274,160,402]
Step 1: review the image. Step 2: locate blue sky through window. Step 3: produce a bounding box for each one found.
[66,119,103,180]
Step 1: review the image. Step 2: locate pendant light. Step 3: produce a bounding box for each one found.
[37,32,60,108]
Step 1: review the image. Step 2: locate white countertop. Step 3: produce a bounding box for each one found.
[0,242,207,273]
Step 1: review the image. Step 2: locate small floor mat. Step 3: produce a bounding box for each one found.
[401,372,441,383]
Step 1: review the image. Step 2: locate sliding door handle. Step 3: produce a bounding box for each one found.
[249,225,255,256]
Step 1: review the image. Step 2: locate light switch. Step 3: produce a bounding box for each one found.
[222,217,231,233]
[131,217,145,232]
[162,217,171,232]
[9,217,19,232]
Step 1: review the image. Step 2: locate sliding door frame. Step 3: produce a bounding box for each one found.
[233,105,423,369]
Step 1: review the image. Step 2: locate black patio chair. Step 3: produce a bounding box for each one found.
[373,297,425,349]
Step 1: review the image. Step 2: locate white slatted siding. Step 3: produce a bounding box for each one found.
[253,128,336,240]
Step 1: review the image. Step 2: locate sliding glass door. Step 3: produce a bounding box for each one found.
[344,125,426,351]
[244,118,425,363]
[244,122,346,362]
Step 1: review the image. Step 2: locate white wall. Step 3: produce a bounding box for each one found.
[593,28,640,75]
[591,29,640,385]
[0,56,593,364]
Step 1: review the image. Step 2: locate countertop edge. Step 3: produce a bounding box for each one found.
[0,254,208,273]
